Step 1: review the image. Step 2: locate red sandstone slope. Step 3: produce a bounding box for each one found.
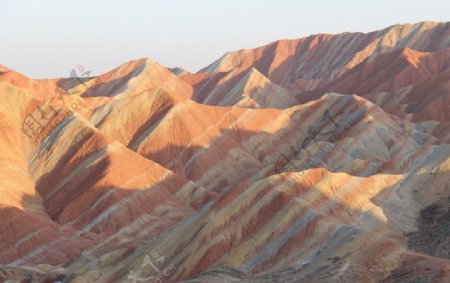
[108,93,450,282]
[186,21,450,111]
[200,22,450,88]
[322,47,450,95]
[181,68,296,108]
[293,47,450,126]
[0,21,449,283]
[0,73,211,269]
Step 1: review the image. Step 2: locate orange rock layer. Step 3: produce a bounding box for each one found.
[0,21,449,283]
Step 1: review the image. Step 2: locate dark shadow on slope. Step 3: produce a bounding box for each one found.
[0,205,99,272]
[294,56,450,125]
[56,76,96,92]
[406,195,450,260]
[114,92,450,281]
[186,72,230,103]
[8,88,449,282]
[142,93,392,197]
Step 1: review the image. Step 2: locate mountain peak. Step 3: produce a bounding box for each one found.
[1,21,450,283]
[0,64,11,73]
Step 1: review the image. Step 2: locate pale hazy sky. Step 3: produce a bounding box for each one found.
[1,0,449,78]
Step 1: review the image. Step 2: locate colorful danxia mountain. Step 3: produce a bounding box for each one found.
[0,21,449,282]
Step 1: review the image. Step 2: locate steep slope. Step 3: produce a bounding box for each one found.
[200,22,450,87]
[190,21,450,108]
[73,58,193,100]
[363,69,450,124]
[298,47,450,124]
[0,21,449,283]
[182,68,296,108]
[102,94,450,282]
[320,47,450,95]
[0,75,210,270]
[45,75,449,282]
